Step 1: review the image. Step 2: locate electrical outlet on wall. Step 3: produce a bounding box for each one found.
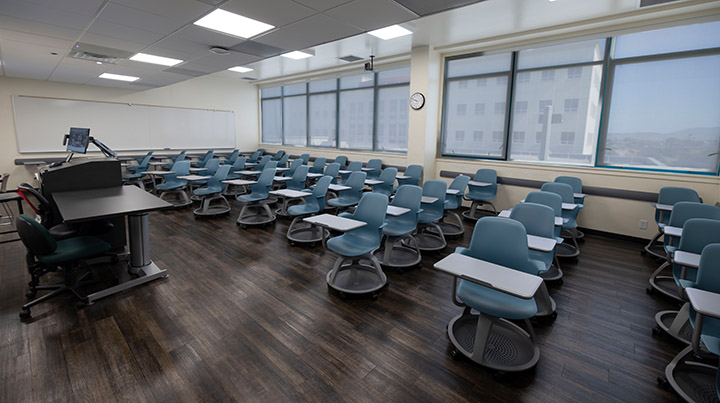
[639,220,648,230]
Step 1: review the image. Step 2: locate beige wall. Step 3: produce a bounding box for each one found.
[0,75,258,188]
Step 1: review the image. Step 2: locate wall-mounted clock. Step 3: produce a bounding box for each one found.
[410,92,425,110]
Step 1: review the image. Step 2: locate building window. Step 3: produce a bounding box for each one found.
[541,70,555,81]
[538,100,553,113]
[474,103,485,115]
[512,131,525,143]
[561,131,575,144]
[517,72,530,83]
[536,131,544,144]
[456,104,467,116]
[473,130,483,142]
[494,102,506,114]
[515,101,528,114]
[455,130,465,141]
[568,67,582,78]
[459,80,468,88]
[492,131,504,143]
[564,98,579,112]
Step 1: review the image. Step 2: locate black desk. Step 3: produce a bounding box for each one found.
[52,185,171,304]
[0,192,24,244]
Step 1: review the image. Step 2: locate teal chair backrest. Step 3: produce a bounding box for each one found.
[697,243,720,294]
[205,165,231,193]
[136,151,153,164]
[445,175,470,210]
[304,176,331,212]
[555,176,581,194]
[311,157,327,173]
[248,168,276,198]
[398,165,422,186]
[467,169,497,198]
[287,159,303,176]
[540,182,573,204]
[366,159,382,178]
[345,171,367,194]
[231,157,247,172]
[278,154,290,167]
[174,151,187,163]
[664,202,720,247]
[299,153,310,164]
[374,167,397,196]
[656,187,701,225]
[198,151,214,167]
[257,148,265,154]
[17,214,57,256]
[226,150,239,165]
[510,202,555,239]
[249,150,262,162]
[287,165,309,191]
[421,180,447,220]
[324,163,340,183]
[163,161,190,187]
[678,219,720,255]
[273,150,285,160]
[257,155,272,170]
[137,153,153,169]
[525,190,563,238]
[341,161,362,182]
[334,156,348,168]
[265,161,278,171]
[462,217,538,275]
[344,193,388,247]
[388,185,422,229]
[204,158,220,176]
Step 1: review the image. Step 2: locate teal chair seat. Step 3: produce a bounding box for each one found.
[383,220,414,237]
[39,236,110,265]
[287,203,316,216]
[123,173,144,180]
[456,280,537,320]
[238,193,265,203]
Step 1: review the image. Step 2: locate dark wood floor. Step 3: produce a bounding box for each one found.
[0,198,685,402]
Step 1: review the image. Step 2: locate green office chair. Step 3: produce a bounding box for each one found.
[16,214,112,319]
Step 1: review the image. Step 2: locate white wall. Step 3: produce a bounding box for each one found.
[0,75,259,188]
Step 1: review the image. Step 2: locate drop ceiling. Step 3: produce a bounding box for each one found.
[0,0,716,89]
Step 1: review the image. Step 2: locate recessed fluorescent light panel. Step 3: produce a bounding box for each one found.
[368,25,412,40]
[194,9,274,39]
[99,73,139,82]
[130,53,183,66]
[281,50,313,60]
[228,66,253,73]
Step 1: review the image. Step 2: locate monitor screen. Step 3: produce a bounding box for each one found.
[66,127,90,154]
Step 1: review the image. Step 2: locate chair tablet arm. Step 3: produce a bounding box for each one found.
[458,274,494,290]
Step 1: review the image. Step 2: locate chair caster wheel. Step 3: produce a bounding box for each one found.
[450,349,462,361]
[19,308,31,319]
[657,376,669,389]
[289,241,296,247]
[640,250,647,255]
[242,225,248,229]
[371,293,379,301]
[646,287,654,295]
[76,299,89,309]
[25,290,37,299]
[339,292,347,301]
[550,311,558,320]
[652,326,663,336]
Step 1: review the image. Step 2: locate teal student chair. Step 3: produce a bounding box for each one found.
[463,169,499,220]
[327,171,366,212]
[371,167,397,197]
[408,180,447,251]
[540,182,580,259]
[163,150,186,170]
[333,156,348,169]
[643,187,701,260]
[438,175,470,237]
[287,176,332,246]
[237,168,277,228]
[339,161,362,185]
[398,165,422,187]
[326,192,389,299]
[156,161,192,207]
[372,185,423,271]
[510,202,564,287]
[365,159,382,179]
[193,165,231,217]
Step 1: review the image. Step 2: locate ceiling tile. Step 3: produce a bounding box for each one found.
[0,0,94,30]
[254,28,318,51]
[221,0,317,28]
[79,31,147,53]
[146,37,214,61]
[49,57,112,84]
[393,0,486,17]
[163,66,207,77]
[229,41,286,58]
[20,0,107,16]
[172,25,246,48]
[97,3,188,35]
[323,0,418,31]
[0,27,73,49]
[292,0,353,12]
[87,20,165,46]
[111,0,211,21]
[0,39,66,80]
[173,62,225,74]
[276,13,362,46]
[0,15,82,41]
[189,52,262,69]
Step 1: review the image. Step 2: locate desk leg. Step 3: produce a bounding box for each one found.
[85,212,168,304]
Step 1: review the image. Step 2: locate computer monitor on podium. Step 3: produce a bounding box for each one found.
[66,127,90,154]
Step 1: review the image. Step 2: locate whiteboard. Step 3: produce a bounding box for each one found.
[12,95,236,153]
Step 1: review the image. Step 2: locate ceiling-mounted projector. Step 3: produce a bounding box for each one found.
[209,46,230,55]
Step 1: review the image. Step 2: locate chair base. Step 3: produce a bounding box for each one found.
[654,304,692,346]
[159,189,192,208]
[326,253,387,297]
[403,223,446,252]
[556,228,580,259]
[237,202,276,227]
[222,183,248,198]
[648,262,682,302]
[194,194,231,217]
[372,235,421,270]
[287,216,328,245]
[462,201,497,221]
[642,230,666,260]
[20,270,114,319]
[660,345,719,403]
[123,179,146,191]
[438,211,465,237]
[447,308,539,373]
[539,256,563,283]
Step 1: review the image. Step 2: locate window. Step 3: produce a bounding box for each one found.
[560,131,575,144]
[517,72,530,83]
[564,98,579,112]
[473,131,483,142]
[497,76,508,85]
[536,131,544,144]
[541,70,555,81]
[260,66,409,152]
[458,80,468,88]
[455,131,465,141]
[538,100,552,113]
[442,52,511,158]
[568,67,582,79]
[515,101,528,114]
[492,131,504,143]
[512,131,525,143]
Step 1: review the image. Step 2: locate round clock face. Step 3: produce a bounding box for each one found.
[410,92,425,110]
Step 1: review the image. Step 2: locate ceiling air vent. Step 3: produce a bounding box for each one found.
[68,43,134,64]
[638,0,683,7]
[339,55,363,62]
[241,77,257,81]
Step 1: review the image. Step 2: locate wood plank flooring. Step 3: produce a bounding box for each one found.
[0,198,685,402]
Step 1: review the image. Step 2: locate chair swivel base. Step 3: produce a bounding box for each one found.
[159,189,192,208]
[447,309,540,373]
[659,345,719,403]
[402,223,446,252]
[654,304,692,345]
[462,201,497,221]
[539,264,563,283]
[326,254,387,298]
[287,217,328,246]
[642,230,667,260]
[20,271,113,319]
[556,230,580,259]
[237,202,276,228]
[194,194,231,217]
[372,235,421,270]
[438,211,465,237]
